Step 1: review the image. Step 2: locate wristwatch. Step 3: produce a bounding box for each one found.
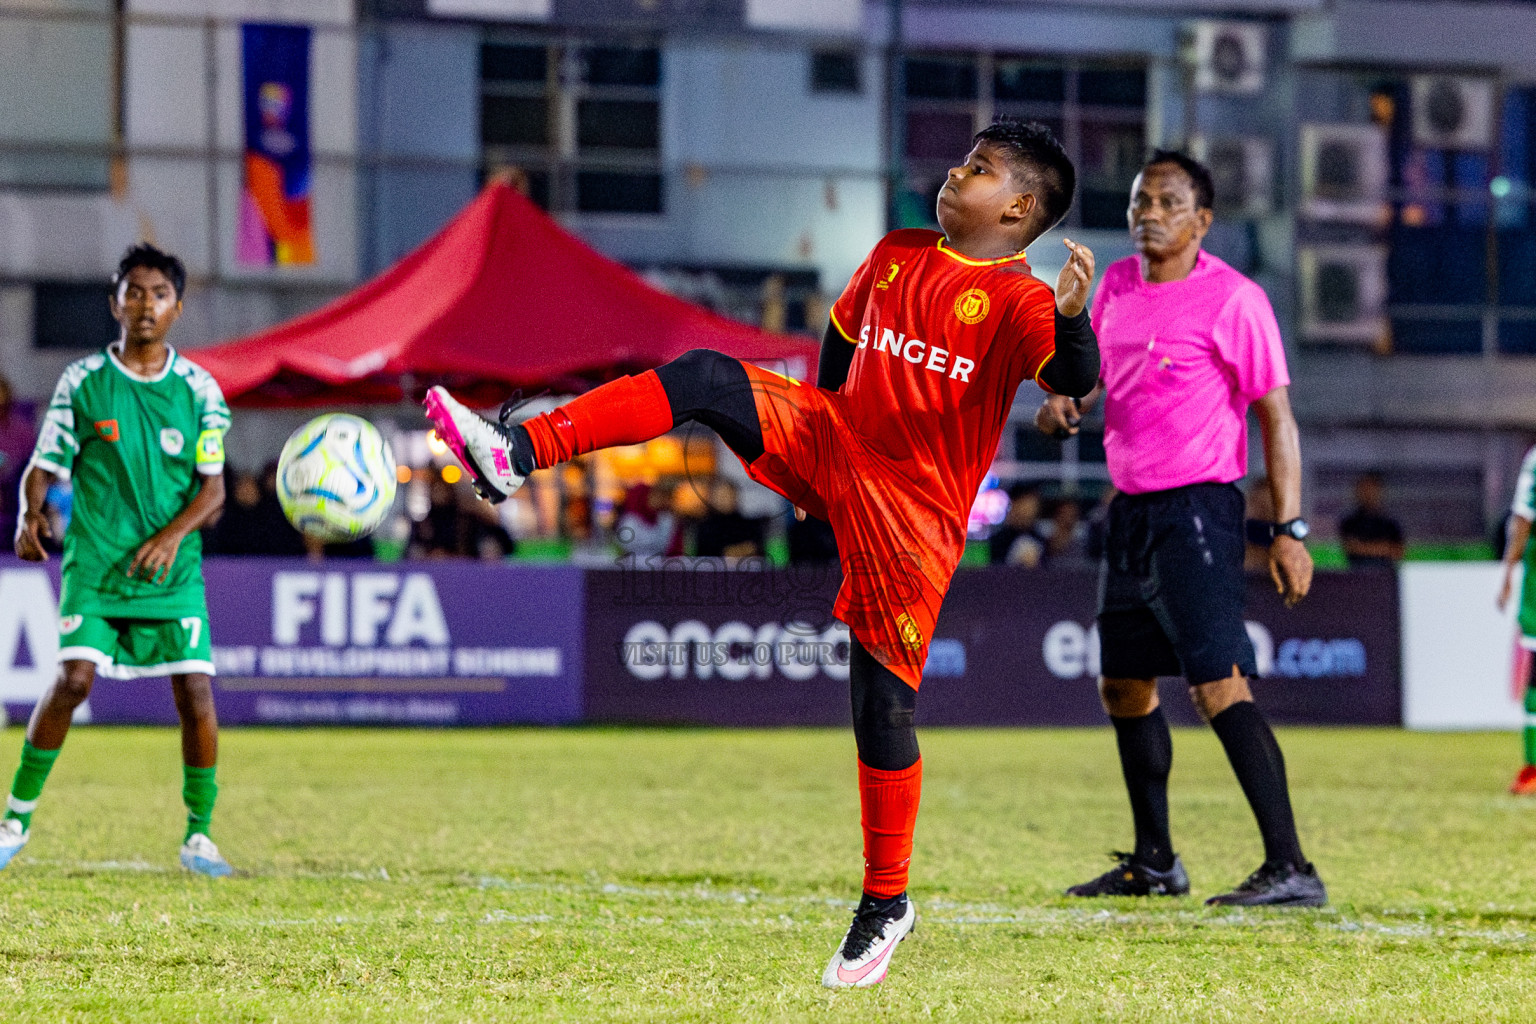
[1273,518,1310,542]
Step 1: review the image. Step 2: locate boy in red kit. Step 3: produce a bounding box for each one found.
[426,121,1100,987]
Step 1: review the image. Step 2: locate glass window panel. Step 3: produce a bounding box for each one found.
[481,43,547,84]
[581,46,660,87]
[1015,427,1064,462]
[577,170,663,213]
[1080,119,1145,195]
[1388,226,1486,304]
[811,50,861,94]
[906,110,973,161]
[1498,317,1536,355]
[1080,188,1130,230]
[904,57,977,100]
[1389,317,1482,354]
[577,99,659,151]
[33,282,116,350]
[481,95,549,147]
[1078,67,1146,108]
[1500,230,1536,305]
[994,61,1063,103]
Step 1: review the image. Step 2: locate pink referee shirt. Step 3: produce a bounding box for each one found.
[1091,250,1289,495]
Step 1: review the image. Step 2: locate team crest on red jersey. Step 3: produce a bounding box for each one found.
[954,288,990,324]
[875,260,902,290]
[895,612,923,652]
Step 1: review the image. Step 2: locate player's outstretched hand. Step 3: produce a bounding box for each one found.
[1269,535,1313,608]
[14,510,50,562]
[1035,395,1080,438]
[128,528,183,585]
[1055,238,1096,318]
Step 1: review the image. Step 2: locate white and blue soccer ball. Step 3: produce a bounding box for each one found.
[276,413,398,543]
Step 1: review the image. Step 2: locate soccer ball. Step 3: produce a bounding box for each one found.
[276,413,398,543]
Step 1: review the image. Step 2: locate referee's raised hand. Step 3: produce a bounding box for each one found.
[1055,238,1096,317]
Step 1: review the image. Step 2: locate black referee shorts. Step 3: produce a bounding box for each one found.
[1097,482,1258,684]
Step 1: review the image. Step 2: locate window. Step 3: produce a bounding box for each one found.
[810,50,861,95]
[1297,72,1536,355]
[33,282,116,350]
[899,53,1147,231]
[479,38,663,215]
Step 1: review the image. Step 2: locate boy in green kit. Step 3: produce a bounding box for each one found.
[4,244,233,875]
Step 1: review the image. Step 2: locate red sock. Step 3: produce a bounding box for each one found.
[859,758,922,898]
[522,370,674,468]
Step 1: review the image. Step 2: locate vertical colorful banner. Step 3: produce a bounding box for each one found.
[238,24,314,266]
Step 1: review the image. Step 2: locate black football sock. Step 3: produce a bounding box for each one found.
[1110,708,1175,871]
[510,425,537,476]
[1209,700,1306,867]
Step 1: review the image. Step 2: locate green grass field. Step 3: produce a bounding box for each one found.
[0,725,1533,1022]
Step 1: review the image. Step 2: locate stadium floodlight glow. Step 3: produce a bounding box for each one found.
[1491,176,1512,198]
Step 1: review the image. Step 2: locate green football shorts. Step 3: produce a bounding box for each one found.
[57,613,215,679]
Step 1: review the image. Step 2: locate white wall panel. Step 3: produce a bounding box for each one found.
[125,157,213,276]
[126,24,209,150]
[1401,563,1524,730]
[129,0,352,26]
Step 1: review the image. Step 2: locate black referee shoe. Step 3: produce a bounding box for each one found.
[1204,860,1327,907]
[1066,852,1190,897]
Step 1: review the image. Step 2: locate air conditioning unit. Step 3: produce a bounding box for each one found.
[1299,123,1390,225]
[1298,245,1389,348]
[1191,136,1273,219]
[1411,76,1496,151]
[1184,21,1267,95]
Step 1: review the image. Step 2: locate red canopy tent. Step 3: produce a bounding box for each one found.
[194,182,818,407]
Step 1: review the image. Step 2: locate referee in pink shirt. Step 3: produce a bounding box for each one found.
[1037,150,1324,907]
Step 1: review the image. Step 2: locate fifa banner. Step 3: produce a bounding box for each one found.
[237,24,315,266]
[0,559,584,726]
[582,565,1402,727]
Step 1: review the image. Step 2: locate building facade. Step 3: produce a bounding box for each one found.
[3,0,1536,542]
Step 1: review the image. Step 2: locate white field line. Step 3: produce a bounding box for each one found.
[26,861,1536,945]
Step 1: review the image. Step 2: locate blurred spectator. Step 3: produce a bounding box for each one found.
[695,479,766,559]
[249,462,309,556]
[989,484,1044,567]
[411,476,463,558]
[1084,486,1116,562]
[616,483,677,560]
[207,469,263,554]
[1341,471,1405,568]
[1040,497,1088,565]
[788,511,839,564]
[0,375,36,546]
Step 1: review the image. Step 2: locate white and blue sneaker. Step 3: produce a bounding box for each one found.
[180,832,233,878]
[0,817,28,870]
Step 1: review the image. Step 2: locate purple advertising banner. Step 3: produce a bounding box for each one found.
[0,557,585,726]
[582,565,1401,727]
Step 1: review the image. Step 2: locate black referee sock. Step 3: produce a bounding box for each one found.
[1209,700,1306,867]
[1110,708,1175,872]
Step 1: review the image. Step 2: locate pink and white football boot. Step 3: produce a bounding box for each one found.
[822,894,916,988]
[423,386,526,504]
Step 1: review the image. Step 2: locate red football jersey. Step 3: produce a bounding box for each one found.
[830,228,1058,549]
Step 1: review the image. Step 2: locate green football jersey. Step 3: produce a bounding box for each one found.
[30,344,230,619]
[1513,444,1536,643]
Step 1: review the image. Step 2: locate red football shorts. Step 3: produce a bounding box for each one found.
[735,363,957,689]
